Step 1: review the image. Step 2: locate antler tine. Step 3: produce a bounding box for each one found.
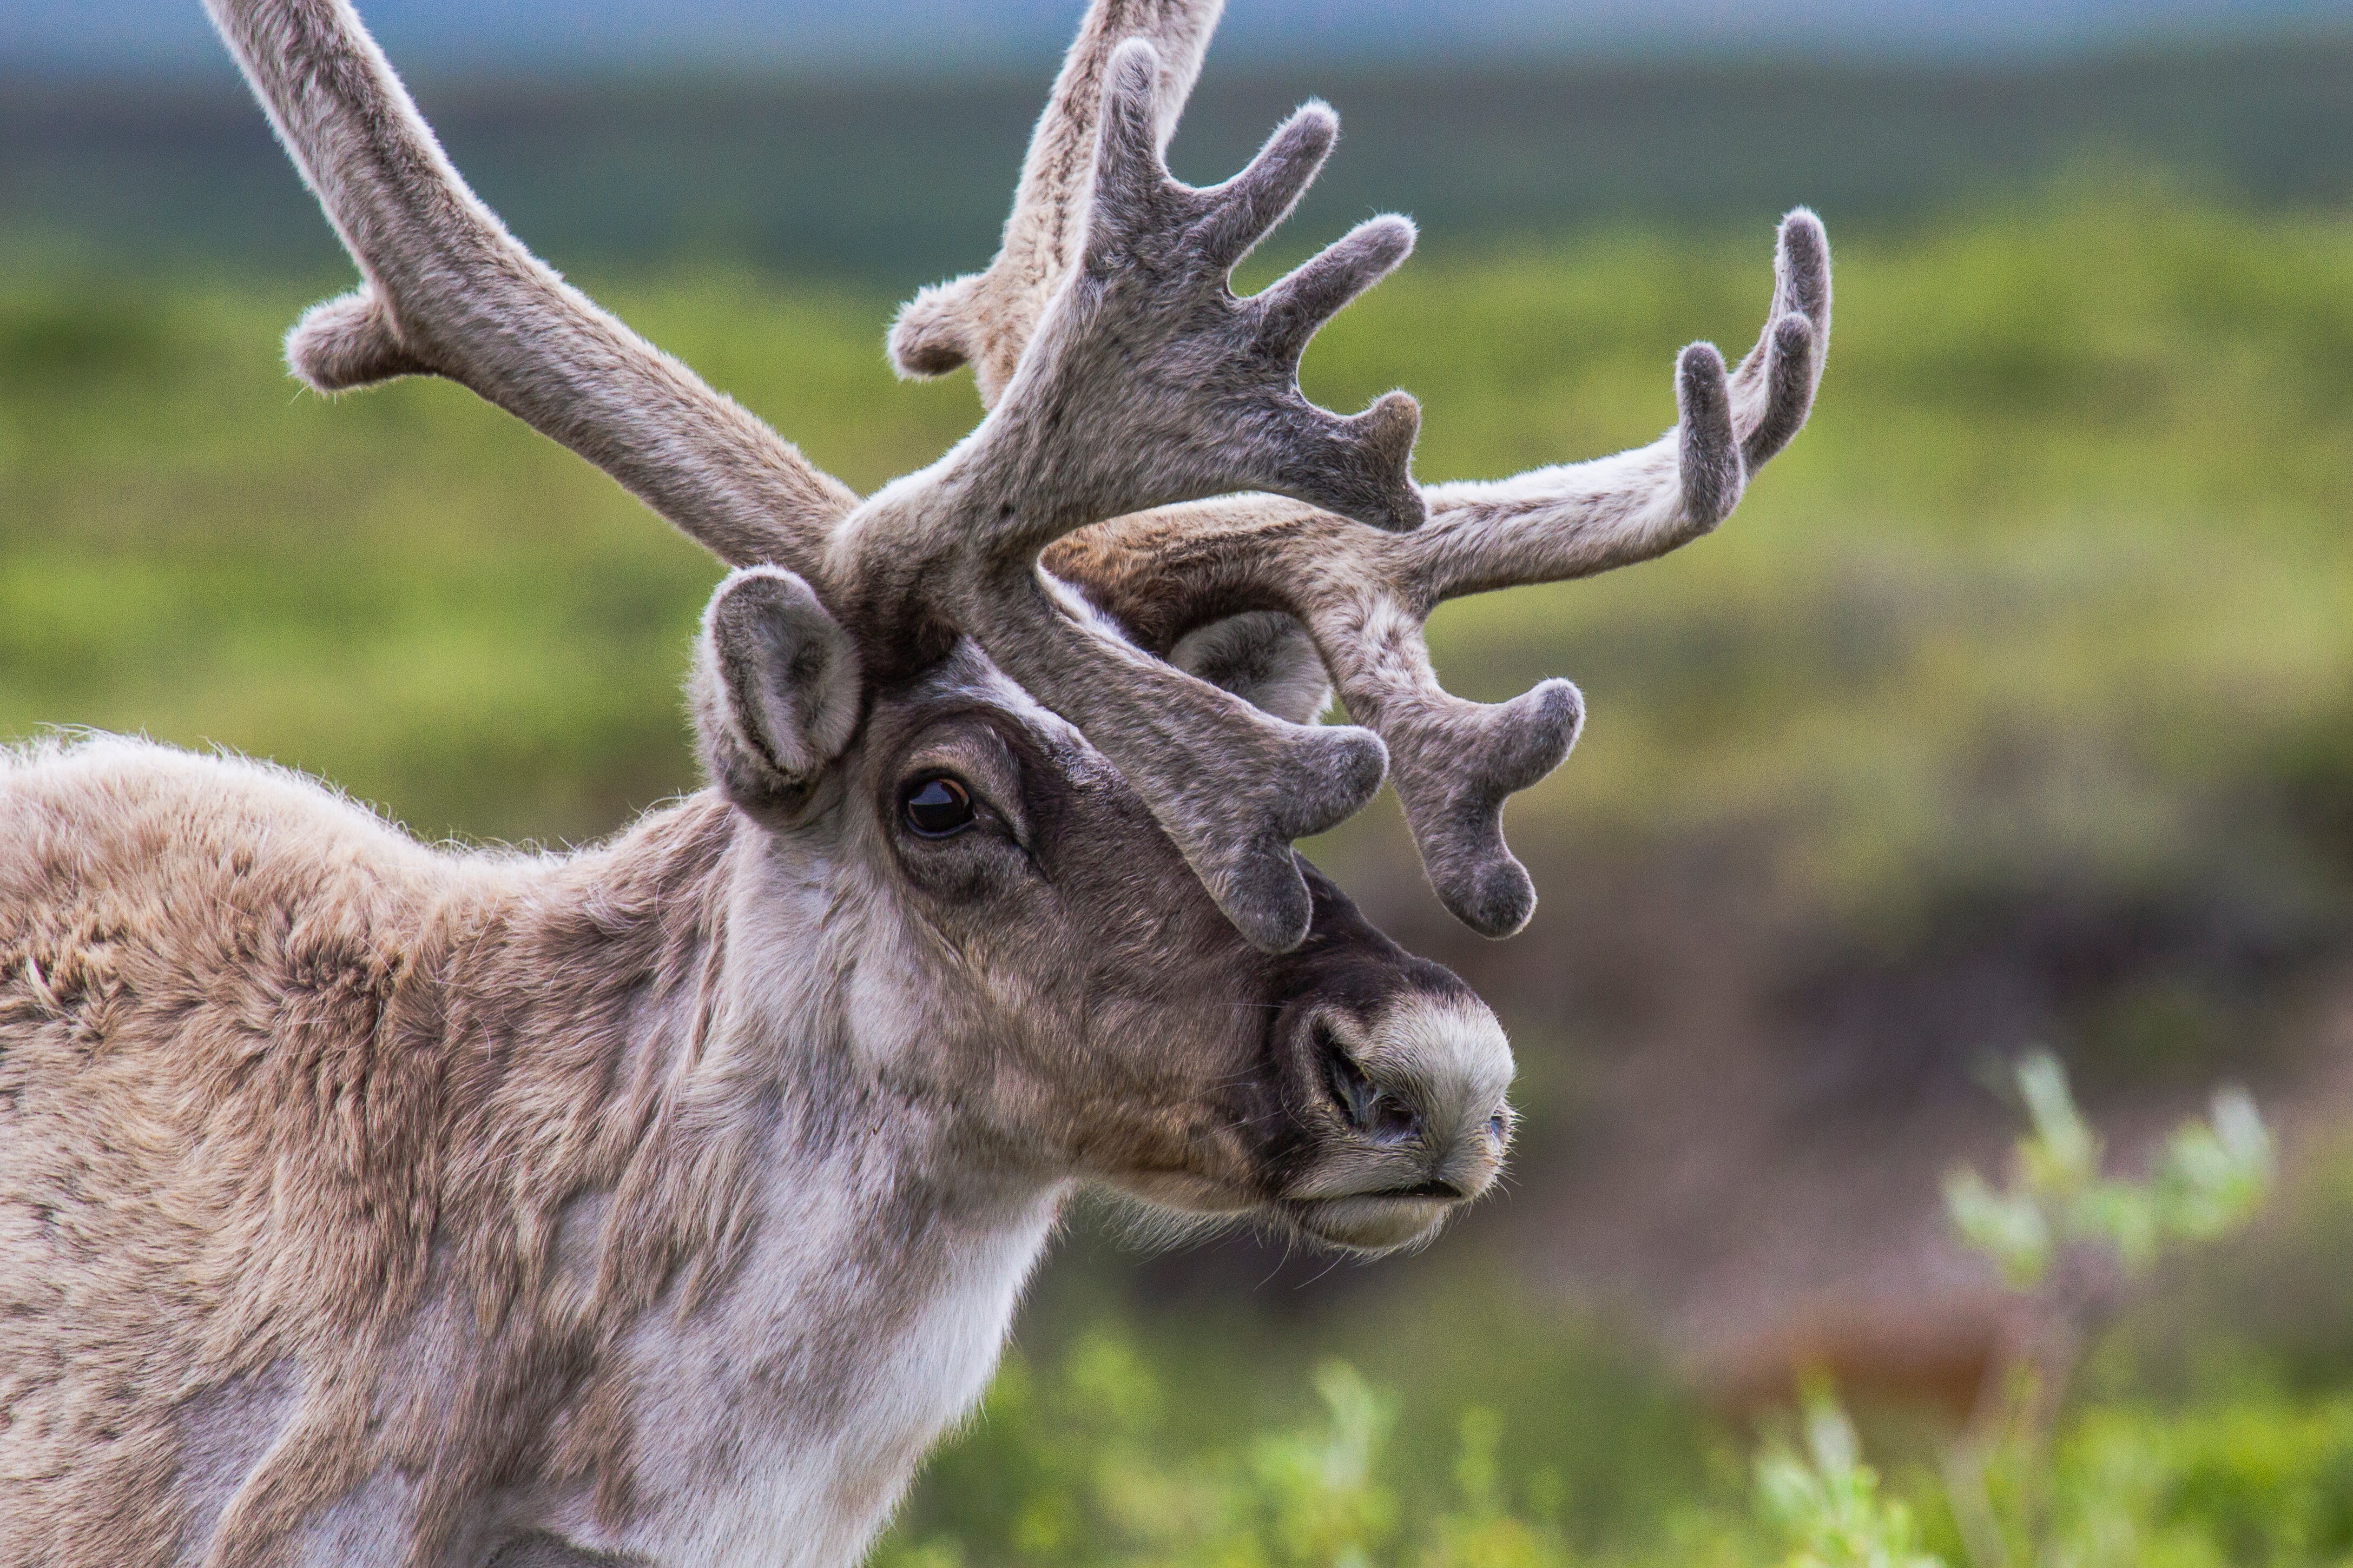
[1046,211,1832,937]
[205,0,857,573]
[888,0,1228,406]
[1731,208,1831,471]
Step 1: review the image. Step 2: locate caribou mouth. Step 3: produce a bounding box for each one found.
[1371,1179,1465,1200]
[1281,1193,1456,1253]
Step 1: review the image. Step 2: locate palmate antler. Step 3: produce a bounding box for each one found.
[898,1,1830,937]
[826,43,1429,950]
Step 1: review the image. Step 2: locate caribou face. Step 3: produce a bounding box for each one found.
[711,627,1513,1254]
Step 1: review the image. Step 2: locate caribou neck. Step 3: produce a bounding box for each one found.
[456,795,1069,1567]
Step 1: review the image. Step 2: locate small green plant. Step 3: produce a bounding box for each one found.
[1237,1362,1401,1568]
[875,1055,2305,1568]
[1747,1055,2278,1568]
[1933,1054,2273,1567]
[1756,1389,1945,1568]
[1942,1051,2275,1289]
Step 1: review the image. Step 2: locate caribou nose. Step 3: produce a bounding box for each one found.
[1281,986,1515,1251]
[1326,990,1515,1198]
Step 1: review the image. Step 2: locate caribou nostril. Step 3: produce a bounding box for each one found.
[1321,1028,1422,1146]
[1321,1030,1375,1124]
[1367,1096,1421,1144]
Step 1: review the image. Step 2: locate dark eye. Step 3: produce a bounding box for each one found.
[901,775,977,838]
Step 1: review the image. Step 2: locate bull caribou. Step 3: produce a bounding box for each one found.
[0,0,1829,1563]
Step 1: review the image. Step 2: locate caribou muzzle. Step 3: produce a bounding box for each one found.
[1258,869,1517,1253]
[1278,991,1515,1251]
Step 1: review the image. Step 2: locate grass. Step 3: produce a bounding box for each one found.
[860,1319,2353,1567]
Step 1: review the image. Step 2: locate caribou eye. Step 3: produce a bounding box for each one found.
[901,775,977,837]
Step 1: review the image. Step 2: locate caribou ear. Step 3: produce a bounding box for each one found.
[691,567,864,816]
[1168,611,1334,725]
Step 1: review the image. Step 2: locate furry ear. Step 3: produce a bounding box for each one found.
[690,566,864,815]
[887,274,984,379]
[1168,611,1333,725]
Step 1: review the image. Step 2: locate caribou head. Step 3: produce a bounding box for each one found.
[687,600,1514,1253]
[0,0,1826,1563]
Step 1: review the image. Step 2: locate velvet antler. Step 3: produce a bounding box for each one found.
[893,5,1830,938]
[1049,211,1830,936]
[216,0,1828,949]
[210,0,1429,952]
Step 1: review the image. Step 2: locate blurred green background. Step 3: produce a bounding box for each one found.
[9,14,2353,1564]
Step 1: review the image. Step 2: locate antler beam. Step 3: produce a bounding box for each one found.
[202,0,858,575]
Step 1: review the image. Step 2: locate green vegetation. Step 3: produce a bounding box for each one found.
[854,1302,2353,1567]
[8,189,2353,1562]
[870,1061,2307,1568]
[1945,1054,2274,1291]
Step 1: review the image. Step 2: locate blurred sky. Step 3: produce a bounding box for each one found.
[8,0,2345,71]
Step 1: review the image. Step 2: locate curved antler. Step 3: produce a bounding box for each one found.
[203,0,857,573]
[1047,211,1833,937]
